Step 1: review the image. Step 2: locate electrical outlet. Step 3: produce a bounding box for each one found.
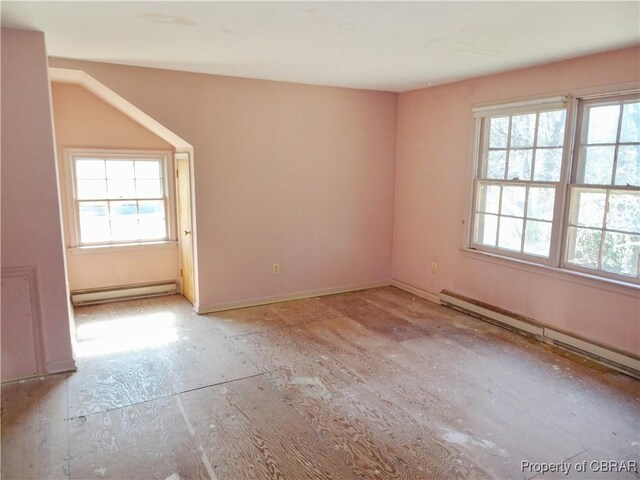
[272,263,280,275]
[431,261,438,273]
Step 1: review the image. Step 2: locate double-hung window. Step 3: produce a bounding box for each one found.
[566,95,640,279]
[471,97,568,263]
[68,151,170,246]
[470,92,640,285]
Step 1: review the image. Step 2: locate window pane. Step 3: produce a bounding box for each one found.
[107,179,136,198]
[507,149,532,180]
[537,110,566,147]
[510,114,536,147]
[498,216,523,251]
[106,160,134,179]
[586,104,620,144]
[566,227,601,269]
[109,201,138,241]
[615,145,640,186]
[79,202,108,219]
[486,150,506,179]
[474,213,497,246]
[76,179,107,200]
[488,117,509,148]
[571,189,606,228]
[135,160,162,179]
[138,200,166,240]
[75,159,105,179]
[602,232,640,277]
[619,102,640,143]
[110,221,139,241]
[138,219,166,240]
[607,191,640,233]
[581,146,614,184]
[136,179,163,198]
[79,202,110,243]
[527,187,555,221]
[73,155,167,246]
[138,200,164,217]
[477,183,500,214]
[501,185,525,217]
[474,213,498,247]
[524,220,552,257]
[533,148,562,182]
[110,201,138,218]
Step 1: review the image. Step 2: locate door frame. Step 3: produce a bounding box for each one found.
[174,150,199,308]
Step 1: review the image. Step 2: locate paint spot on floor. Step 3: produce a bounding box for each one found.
[481,439,496,449]
[289,376,331,399]
[442,429,471,445]
[441,427,497,451]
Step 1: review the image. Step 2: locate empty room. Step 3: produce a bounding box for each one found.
[1,2,639,479]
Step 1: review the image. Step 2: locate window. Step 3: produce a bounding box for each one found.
[472,98,568,263]
[566,96,640,279]
[470,93,639,285]
[68,151,171,246]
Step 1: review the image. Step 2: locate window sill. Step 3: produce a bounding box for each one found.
[460,247,640,297]
[68,241,178,255]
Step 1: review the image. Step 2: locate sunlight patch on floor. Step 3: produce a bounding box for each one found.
[75,312,178,357]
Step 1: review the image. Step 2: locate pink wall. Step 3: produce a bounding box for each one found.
[50,82,179,291]
[394,46,640,354]
[1,28,74,377]
[7,25,635,372]
[48,57,398,310]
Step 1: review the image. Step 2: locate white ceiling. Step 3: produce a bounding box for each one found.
[2,1,639,92]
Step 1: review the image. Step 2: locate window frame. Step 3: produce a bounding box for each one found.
[467,91,640,287]
[64,148,176,248]
[561,93,640,285]
[468,96,572,267]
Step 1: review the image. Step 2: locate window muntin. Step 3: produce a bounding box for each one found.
[71,154,169,246]
[470,92,640,286]
[472,106,567,261]
[565,97,640,280]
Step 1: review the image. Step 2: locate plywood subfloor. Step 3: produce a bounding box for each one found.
[2,287,639,479]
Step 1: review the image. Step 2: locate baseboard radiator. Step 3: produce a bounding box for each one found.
[71,281,177,306]
[439,290,640,379]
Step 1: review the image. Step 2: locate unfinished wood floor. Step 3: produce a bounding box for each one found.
[2,287,639,480]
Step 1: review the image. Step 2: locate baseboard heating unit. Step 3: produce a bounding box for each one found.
[439,289,640,379]
[71,281,177,306]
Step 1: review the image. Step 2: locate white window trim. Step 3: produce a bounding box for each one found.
[468,96,571,267]
[460,247,639,296]
[561,93,640,284]
[465,91,640,288]
[68,240,178,255]
[472,96,568,118]
[64,148,177,249]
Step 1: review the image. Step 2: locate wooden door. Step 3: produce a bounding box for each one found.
[176,154,195,304]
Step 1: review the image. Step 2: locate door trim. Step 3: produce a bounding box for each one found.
[175,151,198,307]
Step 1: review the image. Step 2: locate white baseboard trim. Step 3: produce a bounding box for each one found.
[390,279,441,304]
[46,358,77,375]
[71,280,177,306]
[198,280,391,314]
[439,290,640,378]
[544,329,640,374]
[440,291,544,336]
